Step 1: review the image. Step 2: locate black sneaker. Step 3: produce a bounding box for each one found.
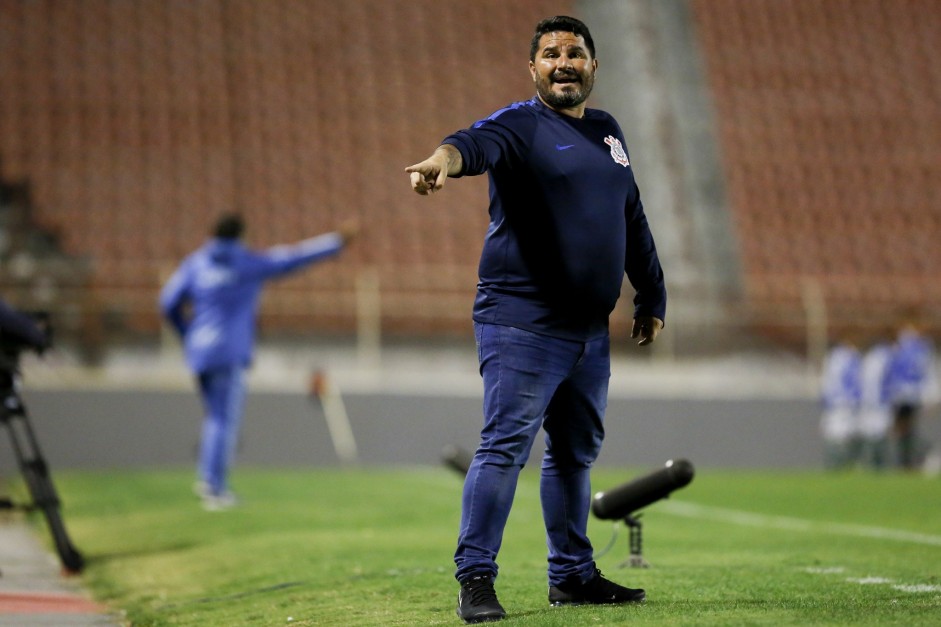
[549,568,646,606]
[457,575,506,623]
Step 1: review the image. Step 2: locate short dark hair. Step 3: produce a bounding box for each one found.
[213,213,244,239]
[530,16,595,62]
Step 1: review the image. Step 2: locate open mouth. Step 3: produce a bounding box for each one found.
[552,73,580,85]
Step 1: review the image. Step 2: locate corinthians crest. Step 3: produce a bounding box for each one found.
[604,135,629,167]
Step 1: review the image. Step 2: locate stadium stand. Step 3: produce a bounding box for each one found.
[0,0,564,349]
[690,0,941,345]
[0,0,938,359]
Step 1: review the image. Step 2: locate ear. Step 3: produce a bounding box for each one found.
[529,61,537,82]
[592,58,598,72]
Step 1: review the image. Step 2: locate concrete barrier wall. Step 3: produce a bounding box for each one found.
[1,389,865,472]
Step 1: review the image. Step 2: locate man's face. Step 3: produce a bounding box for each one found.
[529,31,597,111]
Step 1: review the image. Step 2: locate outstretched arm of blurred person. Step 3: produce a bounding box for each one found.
[248,220,359,281]
[405,145,463,195]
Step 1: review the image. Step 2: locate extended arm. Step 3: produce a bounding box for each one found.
[405,144,463,195]
[250,219,358,281]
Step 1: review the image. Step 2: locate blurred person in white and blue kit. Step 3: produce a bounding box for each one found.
[857,329,894,469]
[820,336,862,469]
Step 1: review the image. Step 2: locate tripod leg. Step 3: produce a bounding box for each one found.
[19,456,85,573]
[40,500,85,572]
[3,397,85,573]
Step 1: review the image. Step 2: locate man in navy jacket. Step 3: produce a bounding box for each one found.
[160,214,355,510]
[406,15,666,623]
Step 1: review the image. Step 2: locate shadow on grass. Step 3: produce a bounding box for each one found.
[155,581,307,610]
[84,541,201,564]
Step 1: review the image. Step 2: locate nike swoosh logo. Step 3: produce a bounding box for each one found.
[555,144,575,151]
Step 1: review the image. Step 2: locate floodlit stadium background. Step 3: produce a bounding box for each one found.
[1,0,939,470]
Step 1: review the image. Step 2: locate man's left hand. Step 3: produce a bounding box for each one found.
[631,316,663,346]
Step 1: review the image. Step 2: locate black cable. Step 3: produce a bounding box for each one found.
[591,520,621,559]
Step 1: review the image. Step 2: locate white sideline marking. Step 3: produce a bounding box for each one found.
[893,584,941,593]
[660,501,941,547]
[847,577,894,585]
[806,571,941,595]
[804,567,846,574]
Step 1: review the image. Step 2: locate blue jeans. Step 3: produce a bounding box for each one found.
[196,366,246,496]
[455,322,610,586]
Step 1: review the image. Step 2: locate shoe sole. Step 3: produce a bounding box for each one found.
[456,604,506,623]
[549,592,646,606]
[456,609,505,623]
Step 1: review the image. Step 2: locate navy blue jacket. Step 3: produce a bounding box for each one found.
[444,98,666,340]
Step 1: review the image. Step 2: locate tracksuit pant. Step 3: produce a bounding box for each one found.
[196,365,246,496]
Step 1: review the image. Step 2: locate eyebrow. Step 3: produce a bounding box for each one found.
[540,42,587,56]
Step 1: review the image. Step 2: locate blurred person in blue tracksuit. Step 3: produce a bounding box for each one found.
[159,213,357,510]
[820,337,862,469]
[886,315,939,470]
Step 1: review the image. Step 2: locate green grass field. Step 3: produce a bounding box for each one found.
[16,466,941,625]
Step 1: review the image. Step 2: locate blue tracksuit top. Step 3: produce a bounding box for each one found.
[443,97,666,341]
[159,233,343,373]
[887,331,937,404]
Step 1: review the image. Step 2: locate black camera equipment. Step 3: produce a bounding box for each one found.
[591,458,694,568]
[0,315,85,573]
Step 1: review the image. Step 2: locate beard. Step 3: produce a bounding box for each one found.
[535,69,595,109]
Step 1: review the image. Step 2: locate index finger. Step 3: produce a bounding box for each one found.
[410,170,430,194]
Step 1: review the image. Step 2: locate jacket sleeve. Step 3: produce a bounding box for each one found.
[442,107,533,177]
[624,188,667,323]
[244,233,344,281]
[158,264,191,337]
